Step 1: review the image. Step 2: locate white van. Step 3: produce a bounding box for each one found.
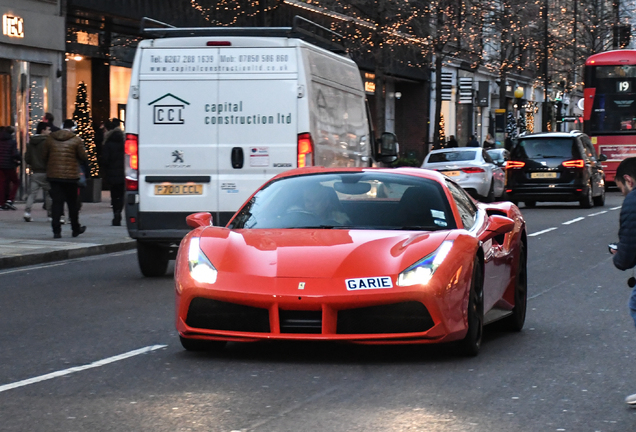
[124,19,398,276]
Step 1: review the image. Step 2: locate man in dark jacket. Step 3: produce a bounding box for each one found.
[466,135,480,147]
[611,157,636,406]
[24,122,52,221]
[447,135,458,148]
[0,126,20,210]
[100,119,125,226]
[43,119,88,238]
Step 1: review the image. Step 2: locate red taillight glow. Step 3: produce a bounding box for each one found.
[507,161,526,169]
[125,133,139,191]
[297,133,314,168]
[461,167,485,174]
[206,41,231,46]
[125,134,138,170]
[562,159,585,168]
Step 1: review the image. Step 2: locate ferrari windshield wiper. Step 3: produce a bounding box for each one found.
[396,226,437,231]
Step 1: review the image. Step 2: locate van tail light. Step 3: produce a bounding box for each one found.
[506,161,525,169]
[461,167,485,174]
[125,133,139,191]
[562,159,585,168]
[297,133,314,168]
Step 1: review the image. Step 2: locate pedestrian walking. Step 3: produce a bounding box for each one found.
[483,133,496,149]
[466,134,480,147]
[609,157,636,406]
[100,119,125,226]
[0,126,21,210]
[447,135,458,148]
[24,122,53,221]
[43,112,60,132]
[43,119,88,238]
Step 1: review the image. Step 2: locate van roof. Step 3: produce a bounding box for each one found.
[141,15,345,53]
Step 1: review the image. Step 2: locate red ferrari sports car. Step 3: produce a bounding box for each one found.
[175,167,527,356]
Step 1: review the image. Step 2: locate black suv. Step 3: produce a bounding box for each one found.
[506,131,606,208]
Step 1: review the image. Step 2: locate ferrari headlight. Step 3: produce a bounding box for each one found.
[397,240,453,287]
[188,237,217,284]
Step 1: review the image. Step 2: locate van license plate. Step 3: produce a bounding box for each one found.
[441,170,460,177]
[154,184,203,195]
[530,172,557,179]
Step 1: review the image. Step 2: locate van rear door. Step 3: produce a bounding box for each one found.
[137,49,219,224]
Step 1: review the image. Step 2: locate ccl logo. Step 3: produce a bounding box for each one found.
[149,93,190,125]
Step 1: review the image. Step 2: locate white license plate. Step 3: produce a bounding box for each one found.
[441,170,461,177]
[530,172,557,179]
[154,184,203,195]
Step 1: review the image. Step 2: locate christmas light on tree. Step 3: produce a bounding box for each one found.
[506,111,517,138]
[73,81,99,177]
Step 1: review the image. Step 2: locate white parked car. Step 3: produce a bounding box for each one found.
[422,147,505,201]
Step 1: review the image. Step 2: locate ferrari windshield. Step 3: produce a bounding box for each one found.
[229,172,456,230]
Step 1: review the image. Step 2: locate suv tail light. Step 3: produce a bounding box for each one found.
[506,161,525,169]
[125,133,139,191]
[562,159,585,168]
[461,167,485,173]
[297,133,314,168]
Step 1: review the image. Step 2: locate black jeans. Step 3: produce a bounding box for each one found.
[50,181,80,234]
[110,182,125,222]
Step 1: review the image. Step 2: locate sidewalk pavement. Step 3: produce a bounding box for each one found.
[0,191,136,270]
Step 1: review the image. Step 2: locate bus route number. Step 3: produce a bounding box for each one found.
[618,81,631,92]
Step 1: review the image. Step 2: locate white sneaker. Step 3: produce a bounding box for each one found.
[626,393,636,406]
[60,216,65,224]
[24,212,32,222]
[47,217,52,222]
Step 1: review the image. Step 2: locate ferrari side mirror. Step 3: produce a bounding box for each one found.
[481,215,515,241]
[186,212,213,228]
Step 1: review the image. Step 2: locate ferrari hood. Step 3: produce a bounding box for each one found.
[198,228,450,278]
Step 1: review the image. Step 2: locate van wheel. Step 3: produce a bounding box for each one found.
[137,241,169,277]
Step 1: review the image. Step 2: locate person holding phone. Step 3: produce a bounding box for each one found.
[610,157,636,406]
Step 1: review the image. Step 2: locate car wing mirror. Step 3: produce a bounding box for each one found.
[480,215,515,242]
[376,132,399,164]
[598,153,608,162]
[186,212,213,228]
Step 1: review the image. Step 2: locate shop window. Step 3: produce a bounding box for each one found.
[29,75,49,135]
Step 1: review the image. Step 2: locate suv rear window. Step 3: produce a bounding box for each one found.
[512,138,581,160]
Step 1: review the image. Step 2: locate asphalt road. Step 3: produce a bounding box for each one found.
[1,192,636,432]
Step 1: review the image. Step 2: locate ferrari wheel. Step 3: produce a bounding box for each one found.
[180,336,227,352]
[457,257,484,357]
[502,247,527,332]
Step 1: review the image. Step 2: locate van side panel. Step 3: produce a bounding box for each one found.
[303,47,371,167]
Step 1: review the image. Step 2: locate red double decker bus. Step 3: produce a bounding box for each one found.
[584,50,636,183]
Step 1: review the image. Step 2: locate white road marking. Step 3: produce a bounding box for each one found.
[0,345,167,393]
[587,211,607,217]
[563,217,585,225]
[611,206,622,210]
[528,227,557,237]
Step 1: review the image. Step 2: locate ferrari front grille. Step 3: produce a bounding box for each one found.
[186,298,270,332]
[279,310,322,334]
[337,301,434,334]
